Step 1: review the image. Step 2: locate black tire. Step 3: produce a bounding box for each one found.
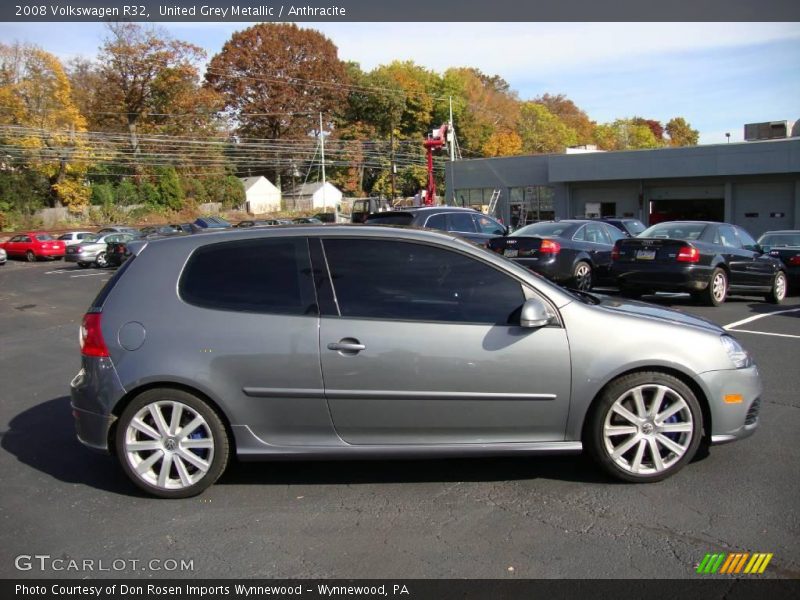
[585,371,703,483]
[698,267,727,306]
[26,250,36,262]
[95,251,108,268]
[572,261,593,291]
[115,388,230,499]
[764,271,787,304]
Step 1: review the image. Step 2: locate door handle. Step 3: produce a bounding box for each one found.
[327,338,366,354]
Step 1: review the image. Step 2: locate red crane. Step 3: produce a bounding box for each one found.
[422,123,448,205]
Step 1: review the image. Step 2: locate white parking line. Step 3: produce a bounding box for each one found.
[728,329,800,340]
[723,307,800,340]
[70,272,106,278]
[723,308,800,330]
[44,269,72,275]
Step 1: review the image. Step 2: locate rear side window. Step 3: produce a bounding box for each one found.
[364,213,414,226]
[179,238,316,315]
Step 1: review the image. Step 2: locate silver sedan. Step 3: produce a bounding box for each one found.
[64,233,137,268]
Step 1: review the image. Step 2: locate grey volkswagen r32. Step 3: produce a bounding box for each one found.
[71,226,761,497]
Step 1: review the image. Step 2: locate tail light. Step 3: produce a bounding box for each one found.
[539,239,561,254]
[80,313,109,357]
[676,246,700,263]
[75,246,82,253]
[789,255,800,266]
[611,245,621,261]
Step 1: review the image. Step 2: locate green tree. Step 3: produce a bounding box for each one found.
[90,182,114,206]
[155,166,183,210]
[518,102,578,154]
[666,117,699,147]
[533,94,595,146]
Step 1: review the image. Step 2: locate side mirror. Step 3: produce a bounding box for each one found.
[520,297,554,328]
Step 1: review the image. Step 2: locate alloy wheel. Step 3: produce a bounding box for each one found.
[574,262,593,291]
[123,401,215,491]
[711,271,727,303]
[602,384,694,476]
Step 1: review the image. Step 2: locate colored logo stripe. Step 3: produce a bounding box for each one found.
[698,552,773,574]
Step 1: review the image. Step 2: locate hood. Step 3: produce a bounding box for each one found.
[593,294,723,334]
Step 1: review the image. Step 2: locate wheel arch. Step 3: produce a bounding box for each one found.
[580,366,713,445]
[107,381,236,457]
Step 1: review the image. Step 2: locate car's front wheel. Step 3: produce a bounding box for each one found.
[95,251,108,268]
[585,371,703,482]
[765,271,787,304]
[116,389,230,498]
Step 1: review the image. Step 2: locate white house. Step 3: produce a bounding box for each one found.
[240,176,281,214]
[286,181,343,211]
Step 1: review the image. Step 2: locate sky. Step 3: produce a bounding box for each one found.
[2,21,799,145]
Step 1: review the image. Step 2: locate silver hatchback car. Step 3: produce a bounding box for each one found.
[71,226,761,498]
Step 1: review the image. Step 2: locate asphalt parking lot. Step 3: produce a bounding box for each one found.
[1,258,798,579]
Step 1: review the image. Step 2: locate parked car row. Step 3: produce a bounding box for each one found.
[357,206,795,307]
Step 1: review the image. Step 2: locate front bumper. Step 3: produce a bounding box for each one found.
[699,365,762,445]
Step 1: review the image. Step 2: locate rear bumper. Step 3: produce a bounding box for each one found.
[70,357,127,453]
[613,263,712,291]
[513,256,567,282]
[37,248,65,258]
[65,252,95,263]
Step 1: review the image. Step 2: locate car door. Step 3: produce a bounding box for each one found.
[585,222,618,280]
[734,226,777,287]
[4,235,26,256]
[317,237,572,445]
[714,224,754,287]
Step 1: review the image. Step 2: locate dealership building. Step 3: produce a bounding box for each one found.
[445,134,800,237]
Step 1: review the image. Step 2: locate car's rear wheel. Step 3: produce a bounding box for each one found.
[95,251,108,268]
[116,389,230,498]
[585,371,702,482]
[572,261,593,291]
[26,250,36,262]
[697,267,727,306]
[765,271,787,304]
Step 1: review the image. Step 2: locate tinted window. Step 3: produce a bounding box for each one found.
[58,234,72,241]
[759,233,800,248]
[715,225,739,248]
[735,227,759,251]
[604,224,626,242]
[180,238,316,315]
[584,223,611,244]
[323,239,524,324]
[425,213,447,230]
[572,225,586,241]
[512,222,571,238]
[364,213,415,226]
[640,223,707,240]
[445,213,477,233]
[474,214,505,235]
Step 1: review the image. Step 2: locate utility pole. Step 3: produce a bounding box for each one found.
[390,126,396,202]
[448,96,455,162]
[319,112,327,216]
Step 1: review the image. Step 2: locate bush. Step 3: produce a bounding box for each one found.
[155,166,184,210]
[90,183,115,206]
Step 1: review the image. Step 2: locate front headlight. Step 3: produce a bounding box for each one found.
[721,335,752,369]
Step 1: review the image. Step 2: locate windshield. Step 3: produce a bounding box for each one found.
[639,222,707,240]
[365,213,414,226]
[511,222,570,238]
[81,234,99,243]
[759,233,800,249]
[625,220,646,235]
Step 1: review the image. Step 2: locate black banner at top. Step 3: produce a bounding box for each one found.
[3,0,800,22]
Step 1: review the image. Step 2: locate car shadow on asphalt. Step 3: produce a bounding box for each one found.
[1,396,141,496]
[219,453,615,488]
[3,397,709,494]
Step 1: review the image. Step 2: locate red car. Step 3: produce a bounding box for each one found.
[0,232,66,262]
